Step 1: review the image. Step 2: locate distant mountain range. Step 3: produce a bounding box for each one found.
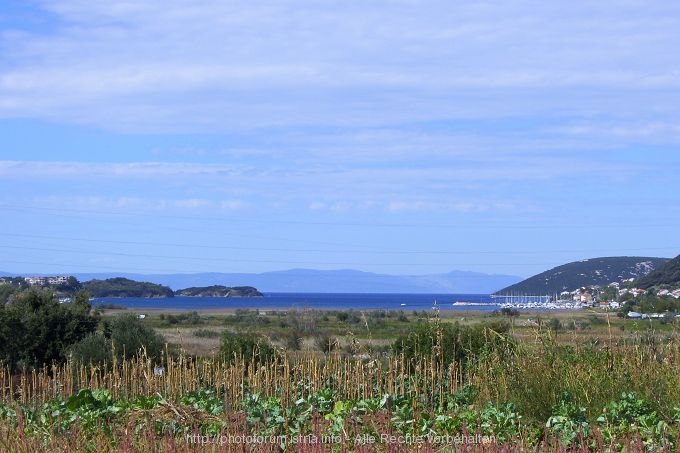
[494,256,669,295]
[0,269,522,294]
[6,256,680,295]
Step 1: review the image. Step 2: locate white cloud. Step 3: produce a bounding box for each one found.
[0,161,246,178]
[386,201,433,213]
[0,0,678,136]
[386,200,497,214]
[173,198,212,209]
[308,201,326,211]
[220,200,246,210]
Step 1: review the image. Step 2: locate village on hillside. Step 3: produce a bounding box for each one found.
[495,279,680,318]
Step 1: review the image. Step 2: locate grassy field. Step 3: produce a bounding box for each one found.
[100,305,676,356]
[2,306,680,451]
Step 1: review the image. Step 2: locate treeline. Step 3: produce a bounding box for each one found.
[0,276,81,294]
[618,293,680,317]
[0,276,171,298]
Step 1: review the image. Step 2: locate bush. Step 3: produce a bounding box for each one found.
[220,332,277,366]
[392,320,512,368]
[314,333,337,353]
[500,307,520,317]
[109,313,165,362]
[69,313,166,366]
[164,311,203,326]
[69,333,112,365]
[283,328,304,351]
[193,329,222,338]
[588,315,607,325]
[0,289,99,370]
[549,318,563,331]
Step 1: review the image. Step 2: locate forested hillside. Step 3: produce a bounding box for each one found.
[495,256,668,295]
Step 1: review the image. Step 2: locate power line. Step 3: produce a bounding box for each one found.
[2,233,677,257]
[0,245,563,268]
[4,203,680,229]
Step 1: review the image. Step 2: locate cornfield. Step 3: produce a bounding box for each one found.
[1,327,680,452]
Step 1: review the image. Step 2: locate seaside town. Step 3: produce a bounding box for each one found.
[497,279,680,319]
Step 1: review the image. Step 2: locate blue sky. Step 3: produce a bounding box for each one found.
[1,0,680,278]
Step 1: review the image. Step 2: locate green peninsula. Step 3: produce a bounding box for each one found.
[83,278,174,298]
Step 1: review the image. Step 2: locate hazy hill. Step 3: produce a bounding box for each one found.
[494,257,669,296]
[71,269,521,294]
[635,254,680,289]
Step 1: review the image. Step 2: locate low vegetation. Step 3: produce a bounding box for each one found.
[1,288,680,451]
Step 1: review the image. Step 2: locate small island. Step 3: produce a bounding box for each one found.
[174,285,263,297]
[82,279,263,298]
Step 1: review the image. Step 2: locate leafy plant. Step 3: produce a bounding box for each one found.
[179,389,224,415]
[479,402,522,442]
[597,392,671,449]
[546,392,590,446]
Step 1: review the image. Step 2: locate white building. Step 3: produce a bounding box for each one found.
[25,276,70,286]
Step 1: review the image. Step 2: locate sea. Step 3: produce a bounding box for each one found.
[91,293,499,312]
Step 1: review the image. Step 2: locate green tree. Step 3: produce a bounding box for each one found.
[0,285,19,305]
[0,289,99,370]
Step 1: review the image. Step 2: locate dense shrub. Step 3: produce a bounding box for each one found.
[70,313,165,365]
[336,312,349,322]
[392,320,512,368]
[283,328,304,351]
[69,333,112,365]
[220,332,277,366]
[314,333,337,353]
[162,311,203,326]
[0,289,98,370]
[193,328,222,338]
[0,285,20,305]
[109,314,165,361]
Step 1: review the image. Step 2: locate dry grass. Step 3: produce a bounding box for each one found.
[159,327,222,356]
[0,353,465,413]
[2,313,680,452]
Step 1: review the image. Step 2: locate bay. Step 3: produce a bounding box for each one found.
[91,293,499,311]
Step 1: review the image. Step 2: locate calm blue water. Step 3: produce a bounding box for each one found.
[92,293,499,311]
